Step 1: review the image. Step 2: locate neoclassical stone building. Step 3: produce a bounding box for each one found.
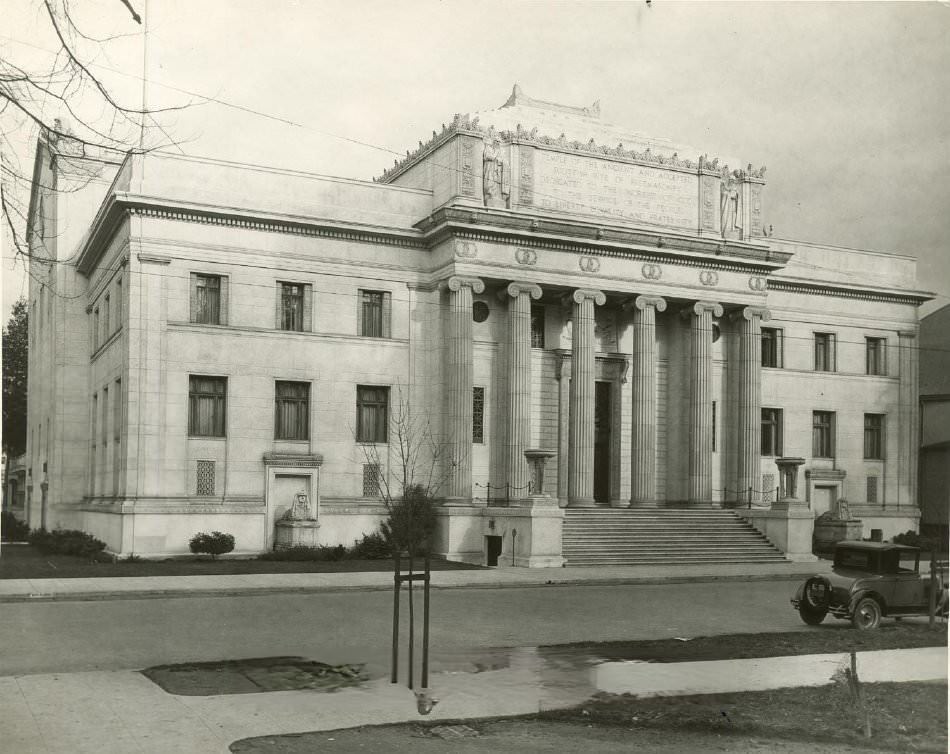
[23,87,932,564]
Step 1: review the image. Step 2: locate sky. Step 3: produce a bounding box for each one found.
[3,0,950,321]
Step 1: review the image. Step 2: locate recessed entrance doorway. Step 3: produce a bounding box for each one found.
[594,381,612,505]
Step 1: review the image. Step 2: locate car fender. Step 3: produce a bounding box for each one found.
[849,589,887,616]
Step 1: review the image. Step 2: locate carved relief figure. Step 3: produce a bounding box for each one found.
[720,170,743,238]
[281,491,314,521]
[482,135,510,208]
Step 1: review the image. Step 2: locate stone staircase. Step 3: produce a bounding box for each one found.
[561,508,787,566]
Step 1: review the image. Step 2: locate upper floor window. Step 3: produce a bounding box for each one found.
[473,387,485,443]
[761,408,783,457]
[188,376,227,437]
[812,411,835,458]
[814,333,836,372]
[103,294,110,337]
[761,327,783,368]
[93,306,100,350]
[191,273,227,325]
[359,290,391,338]
[864,414,885,459]
[530,305,545,348]
[356,385,389,443]
[278,282,311,332]
[275,381,310,440]
[866,337,886,376]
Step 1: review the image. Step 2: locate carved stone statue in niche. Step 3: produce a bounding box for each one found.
[720,170,743,239]
[482,133,510,208]
[281,491,314,521]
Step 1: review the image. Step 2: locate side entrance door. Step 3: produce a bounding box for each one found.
[594,381,611,505]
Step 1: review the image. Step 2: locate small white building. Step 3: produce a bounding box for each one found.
[24,88,932,564]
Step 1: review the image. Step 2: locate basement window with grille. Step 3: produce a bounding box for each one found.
[867,476,879,504]
[196,460,216,496]
[363,463,381,497]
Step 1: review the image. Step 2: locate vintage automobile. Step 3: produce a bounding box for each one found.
[791,541,947,630]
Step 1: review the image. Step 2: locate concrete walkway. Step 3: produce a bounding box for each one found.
[0,559,833,602]
[2,646,945,754]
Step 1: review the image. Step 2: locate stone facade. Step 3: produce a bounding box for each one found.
[24,88,932,563]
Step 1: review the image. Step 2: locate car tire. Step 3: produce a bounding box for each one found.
[851,596,882,630]
[799,602,827,625]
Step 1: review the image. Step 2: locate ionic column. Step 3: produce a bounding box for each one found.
[733,306,771,506]
[685,301,723,506]
[629,295,667,507]
[504,282,543,501]
[567,288,606,507]
[444,275,484,502]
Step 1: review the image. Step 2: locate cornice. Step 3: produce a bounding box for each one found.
[421,208,788,274]
[375,112,766,184]
[76,196,425,275]
[767,278,932,306]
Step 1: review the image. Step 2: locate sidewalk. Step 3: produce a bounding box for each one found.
[0,559,833,602]
[3,645,945,754]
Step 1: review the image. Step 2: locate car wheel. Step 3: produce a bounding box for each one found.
[851,597,882,630]
[799,602,827,625]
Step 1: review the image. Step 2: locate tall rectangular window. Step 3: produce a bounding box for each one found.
[814,333,835,372]
[761,408,783,456]
[93,307,100,350]
[103,294,110,336]
[864,413,885,459]
[90,393,98,495]
[812,411,835,458]
[113,378,122,494]
[275,381,310,440]
[356,386,389,443]
[191,273,223,325]
[473,387,485,443]
[761,327,783,368]
[188,376,227,437]
[530,305,545,348]
[101,386,109,449]
[279,283,307,332]
[866,337,886,376]
[116,276,122,329]
[359,290,391,338]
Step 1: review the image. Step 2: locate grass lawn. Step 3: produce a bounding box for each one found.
[231,681,948,753]
[0,543,483,579]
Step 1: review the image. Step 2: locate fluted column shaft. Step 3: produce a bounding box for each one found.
[735,306,770,505]
[898,331,919,508]
[686,301,723,506]
[505,283,542,499]
[567,288,606,507]
[445,276,484,502]
[630,295,667,507]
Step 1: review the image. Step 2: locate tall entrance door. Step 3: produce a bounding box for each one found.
[594,381,612,505]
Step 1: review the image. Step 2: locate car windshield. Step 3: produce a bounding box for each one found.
[835,549,873,570]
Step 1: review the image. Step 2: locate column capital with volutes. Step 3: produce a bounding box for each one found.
[629,295,667,313]
[562,288,606,308]
[444,275,485,294]
[503,282,543,301]
[681,300,723,319]
[730,305,771,323]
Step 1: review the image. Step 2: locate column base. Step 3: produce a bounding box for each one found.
[772,496,809,511]
[567,497,597,508]
[442,496,475,507]
[630,498,658,509]
[688,500,717,509]
[609,498,631,509]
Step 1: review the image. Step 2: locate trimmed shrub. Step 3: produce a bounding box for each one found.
[892,530,940,552]
[28,527,107,558]
[189,531,236,559]
[350,532,392,560]
[259,545,347,562]
[1,511,30,542]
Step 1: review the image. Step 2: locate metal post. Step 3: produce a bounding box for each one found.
[407,551,414,690]
[391,553,400,683]
[422,554,430,689]
[929,545,937,630]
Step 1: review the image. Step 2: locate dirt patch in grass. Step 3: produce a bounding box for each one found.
[543,681,947,753]
[231,682,947,753]
[537,623,948,664]
[142,656,368,695]
[0,544,483,579]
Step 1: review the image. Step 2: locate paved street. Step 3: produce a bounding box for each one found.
[2,579,814,677]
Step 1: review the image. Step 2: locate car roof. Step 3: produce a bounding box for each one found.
[834,541,919,553]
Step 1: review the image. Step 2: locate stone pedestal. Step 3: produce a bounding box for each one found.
[813,519,863,553]
[741,507,817,562]
[524,449,556,499]
[773,456,807,510]
[274,519,320,550]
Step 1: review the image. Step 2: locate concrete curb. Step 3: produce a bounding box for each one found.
[0,570,826,603]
